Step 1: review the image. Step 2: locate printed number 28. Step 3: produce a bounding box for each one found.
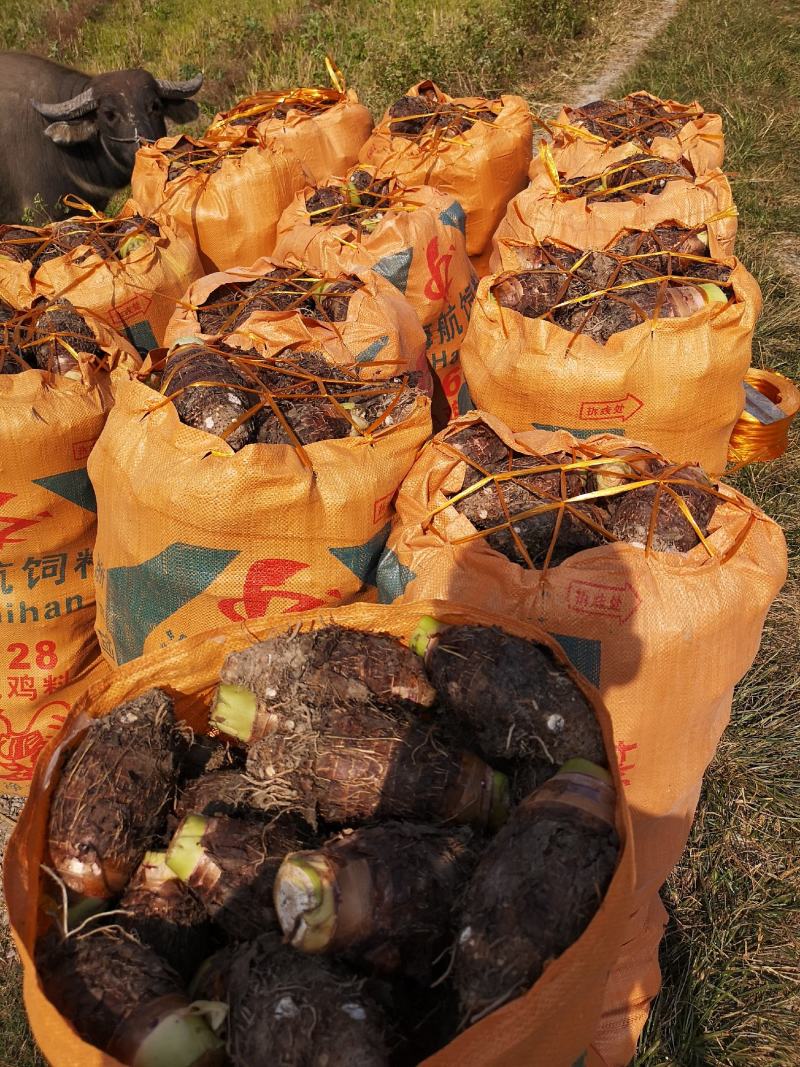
[7,641,58,670]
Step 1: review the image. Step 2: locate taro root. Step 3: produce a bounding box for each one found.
[48,688,180,898]
[226,932,389,1067]
[387,86,497,139]
[164,139,238,181]
[161,342,260,450]
[211,624,437,744]
[161,342,423,448]
[180,732,242,781]
[306,169,393,229]
[446,423,605,566]
[0,216,161,268]
[166,812,306,939]
[120,851,220,980]
[275,822,478,979]
[243,704,508,831]
[455,761,619,1022]
[37,926,224,1066]
[176,768,269,820]
[256,398,352,445]
[446,423,720,559]
[603,460,718,551]
[0,298,29,374]
[189,944,238,1002]
[30,299,104,376]
[493,229,732,345]
[611,225,713,275]
[0,224,41,262]
[563,155,694,200]
[420,622,606,768]
[196,268,362,334]
[565,95,697,147]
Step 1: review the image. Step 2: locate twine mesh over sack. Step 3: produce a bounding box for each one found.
[359,80,533,259]
[544,91,725,177]
[493,140,737,271]
[376,412,788,1064]
[460,226,762,474]
[131,134,307,273]
[164,257,429,384]
[204,57,373,184]
[0,199,203,351]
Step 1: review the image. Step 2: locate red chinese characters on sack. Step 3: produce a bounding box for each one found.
[0,700,67,781]
[217,559,328,621]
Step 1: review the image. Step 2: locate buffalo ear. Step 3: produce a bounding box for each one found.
[163,98,199,124]
[43,119,98,145]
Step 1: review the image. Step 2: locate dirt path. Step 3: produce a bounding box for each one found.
[527,0,684,116]
[570,0,681,104]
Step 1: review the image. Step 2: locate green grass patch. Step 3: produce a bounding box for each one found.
[1,0,596,117]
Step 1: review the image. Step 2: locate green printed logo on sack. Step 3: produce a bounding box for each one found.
[99,530,392,665]
[98,544,239,665]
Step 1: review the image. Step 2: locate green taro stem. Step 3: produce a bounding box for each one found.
[166,815,208,884]
[559,759,612,785]
[409,614,447,657]
[131,1007,224,1067]
[488,771,511,831]
[274,855,337,953]
[210,683,258,742]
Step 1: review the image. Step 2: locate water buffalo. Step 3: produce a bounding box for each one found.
[0,52,203,222]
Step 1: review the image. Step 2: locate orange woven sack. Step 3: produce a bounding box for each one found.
[359,81,532,259]
[493,146,737,271]
[546,91,724,178]
[5,598,635,1067]
[273,168,478,422]
[0,310,139,796]
[205,84,373,184]
[376,413,788,1063]
[461,237,762,475]
[130,134,306,273]
[164,256,429,382]
[0,201,203,352]
[88,373,432,666]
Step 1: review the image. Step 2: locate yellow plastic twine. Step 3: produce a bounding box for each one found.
[728,367,800,465]
[206,54,347,136]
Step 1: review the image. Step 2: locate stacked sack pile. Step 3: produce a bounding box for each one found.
[1,67,796,1067]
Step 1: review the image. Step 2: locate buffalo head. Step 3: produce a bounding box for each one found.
[31,69,202,171]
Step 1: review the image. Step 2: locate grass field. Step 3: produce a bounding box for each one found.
[1,0,799,1064]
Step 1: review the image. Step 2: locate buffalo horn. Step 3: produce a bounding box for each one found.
[31,88,97,120]
[155,73,203,99]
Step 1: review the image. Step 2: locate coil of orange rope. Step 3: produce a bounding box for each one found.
[728,366,800,465]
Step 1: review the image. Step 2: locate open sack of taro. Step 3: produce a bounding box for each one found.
[203,60,373,185]
[164,256,429,382]
[376,413,787,1064]
[0,297,139,794]
[358,81,532,264]
[88,338,431,666]
[273,164,478,424]
[492,142,737,271]
[131,134,306,273]
[5,600,635,1067]
[461,224,761,475]
[544,91,724,179]
[0,201,202,353]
